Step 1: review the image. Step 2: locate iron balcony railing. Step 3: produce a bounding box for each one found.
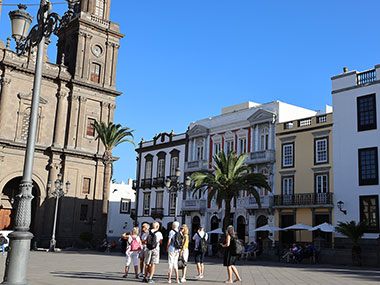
[153,177,165,188]
[141,179,152,189]
[151,208,164,219]
[357,69,376,85]
[274,193,334,207]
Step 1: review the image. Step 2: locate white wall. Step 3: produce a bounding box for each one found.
[333,80,380,239]
[106,179,136,240]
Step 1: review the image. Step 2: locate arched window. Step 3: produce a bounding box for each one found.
[90,63,101,83]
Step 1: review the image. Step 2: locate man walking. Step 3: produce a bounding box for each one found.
[143,222,163,283]
[167,221,181,283]
[192,225,208,279]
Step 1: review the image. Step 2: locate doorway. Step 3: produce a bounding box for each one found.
[280,214,295,247]
[237,216,246,240]
[256,215,268,241]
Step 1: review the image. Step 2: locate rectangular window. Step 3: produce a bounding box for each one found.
[214,143,221,155]
[145,160,152,179]
[282,143,294,168]
[169,192,177,215]
[170,156,179,176]
[90,63,101,83]
[197,145,204,160]
[360,195,379,233]
[315,173,329,204]
[359,147,378,185]
[157,159,165,178]
[86,118,96,137]
[80,204,88,221]
[95,0,104,18]
[156,191,163,208]
[315,138,328,164]
[82,178,91,194]
[357,94,377,131]
[282,176,293,205]
[226,140,234,155]
[120,198,131,214]
[143,192,150,216]
[239,137,247,155]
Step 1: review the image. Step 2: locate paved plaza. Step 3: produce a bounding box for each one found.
[0,251,378,284]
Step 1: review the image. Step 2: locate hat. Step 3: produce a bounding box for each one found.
[198,225,205,229]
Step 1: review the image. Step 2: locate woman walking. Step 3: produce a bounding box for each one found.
[180,224,189,283]
[123,227,142,278]
[221,225,242,283]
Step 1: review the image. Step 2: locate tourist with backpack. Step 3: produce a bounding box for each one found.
[123,227,142,279]
[221,225,242,283]
[143,221,163,283]
[138,223,150,278]
[167,221,182,283]
[192,225,208,279]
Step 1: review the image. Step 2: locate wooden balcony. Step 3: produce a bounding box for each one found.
[274,193,334,208]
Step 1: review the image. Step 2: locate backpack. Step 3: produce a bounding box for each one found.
[197,232,208,253]
[230,237,243,256]
[146,230,158,250]
[130,236,141,251]
[172,230,183,250]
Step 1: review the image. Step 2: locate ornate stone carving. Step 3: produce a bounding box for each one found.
[57,91,68,99]
[18,92,48,104]
[14,182,34,231]
[109,103,116,110]
[70,94,80,101]
[79,96,88,103]
[101,102,110,109]
[0,77,11,86]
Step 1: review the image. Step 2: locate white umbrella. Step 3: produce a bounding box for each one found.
[208,228,224,234]
[283,223,312,241]
[283,223,312,231]
[254,224,283,232]
[310,222,335,233]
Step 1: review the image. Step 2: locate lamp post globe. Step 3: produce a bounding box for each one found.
[9,5,33,43]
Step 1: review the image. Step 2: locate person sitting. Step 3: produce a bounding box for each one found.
[247,242,258,258]
[282,244,298,263]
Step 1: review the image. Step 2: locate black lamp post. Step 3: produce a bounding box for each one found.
[165,168,191,222]
[4,1,77,284]
[337,200,347,215]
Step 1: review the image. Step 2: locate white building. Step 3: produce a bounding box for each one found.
[332,66,380,242]
[135,132,187,230]
[184,101,317,243]
[106,179,136,241]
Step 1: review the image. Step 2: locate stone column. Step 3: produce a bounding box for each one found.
[248,213,256,242]
[0,77,11,138]
[53,91,68,147]
[67,94,79,149]
[269,123,274,150]
[110,43,120,87]
[76,96,87,149]
[99,102,109,153]
[109,103,116,123]
[82,33,93,81]
[254,125,259,152]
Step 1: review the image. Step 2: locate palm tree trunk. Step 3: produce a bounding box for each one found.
[223,199,231,231]
[102,151,113,214]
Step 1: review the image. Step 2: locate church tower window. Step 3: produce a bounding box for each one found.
[90,63,101,83]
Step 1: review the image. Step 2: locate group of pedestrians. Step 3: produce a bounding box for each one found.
[121,221,242,283]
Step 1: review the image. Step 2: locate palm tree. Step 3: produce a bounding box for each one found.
[93,121,134,214]
[191,151,270,230]
[335,221,367,266]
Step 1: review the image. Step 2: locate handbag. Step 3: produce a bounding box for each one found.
[178,255,186,270]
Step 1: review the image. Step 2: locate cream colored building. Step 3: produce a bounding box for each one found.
[274,111,334,247]
[0,0,123,247]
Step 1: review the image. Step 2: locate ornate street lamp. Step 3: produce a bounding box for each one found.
[337,200,347,215]
[47,173,70,252]
[165,168,191,222]
[4,1,77,284]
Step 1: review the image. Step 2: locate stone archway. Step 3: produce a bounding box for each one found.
[237,216,246,240]
[1,177,40,234]
[191,216,200,237]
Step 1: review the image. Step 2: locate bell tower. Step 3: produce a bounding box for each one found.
[56,0,123,90]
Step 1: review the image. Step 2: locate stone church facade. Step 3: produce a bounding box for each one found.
[0,0,123,247]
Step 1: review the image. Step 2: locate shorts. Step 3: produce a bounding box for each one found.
[126,251,139,267]
[195,250,205,264]
[168,250,180,270]
[144,248,160,265]
[182,248,189,263]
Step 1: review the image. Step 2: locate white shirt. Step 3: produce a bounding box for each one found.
[151,229,163,250]
[192,231,208,251]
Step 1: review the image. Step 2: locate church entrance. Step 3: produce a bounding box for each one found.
[1,177,40,234]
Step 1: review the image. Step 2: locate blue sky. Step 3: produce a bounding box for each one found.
[1,0,380,181]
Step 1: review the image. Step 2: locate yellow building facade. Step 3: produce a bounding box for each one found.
[274,113,333,247]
